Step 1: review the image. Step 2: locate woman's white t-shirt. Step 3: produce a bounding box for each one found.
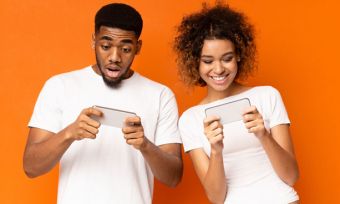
[179,86,299,204]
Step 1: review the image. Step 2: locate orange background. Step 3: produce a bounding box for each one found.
[0,0,339,203]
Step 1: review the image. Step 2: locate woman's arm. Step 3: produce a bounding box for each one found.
[243,106,299,186]
[188,116,227,204]
[189,148,227,204]
[259,124,299,186]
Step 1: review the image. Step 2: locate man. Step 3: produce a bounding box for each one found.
[23,3,183,204]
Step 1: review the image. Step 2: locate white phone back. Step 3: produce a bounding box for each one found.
[205,98,251,124]
[91,105,136,128]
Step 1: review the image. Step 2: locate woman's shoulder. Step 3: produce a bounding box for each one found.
[250,85,280,94]
[245,86,282,100]
[180,105,202,118]
[179,105,205,125]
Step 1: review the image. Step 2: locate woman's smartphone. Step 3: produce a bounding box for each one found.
[91,105,137,128]
[205,98,251,124]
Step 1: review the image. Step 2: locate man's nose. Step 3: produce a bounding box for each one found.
[108,47,121,63]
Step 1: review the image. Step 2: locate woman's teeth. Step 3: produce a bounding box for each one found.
[211,75,226,80]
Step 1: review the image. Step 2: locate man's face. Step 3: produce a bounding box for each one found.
[93,26,141,88]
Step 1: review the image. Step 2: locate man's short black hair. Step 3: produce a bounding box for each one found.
[95,3,143,38]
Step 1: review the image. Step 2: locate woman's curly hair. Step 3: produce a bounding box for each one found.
[174,2,257,87]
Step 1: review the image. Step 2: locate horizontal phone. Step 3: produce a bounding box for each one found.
[205,98,251,124]
[91,105,137,128]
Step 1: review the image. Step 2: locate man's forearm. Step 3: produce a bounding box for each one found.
[140,139,183,187]
[23,129,73,178]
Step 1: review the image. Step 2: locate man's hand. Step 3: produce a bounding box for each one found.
[122,116,148,150]
[64,107,102,141]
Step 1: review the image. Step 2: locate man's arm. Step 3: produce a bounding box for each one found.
[23,128,73,178]
[122,117,183,187]
[140,142,182,187]
[23,108,102,178]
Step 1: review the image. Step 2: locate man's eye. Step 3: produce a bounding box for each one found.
[101,45,110,50]
[122,47,131,53]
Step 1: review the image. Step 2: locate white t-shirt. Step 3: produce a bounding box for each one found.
[179,86,299,204]
[29,66,181,204]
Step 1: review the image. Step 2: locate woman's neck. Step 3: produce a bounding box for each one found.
[200,82,250,104]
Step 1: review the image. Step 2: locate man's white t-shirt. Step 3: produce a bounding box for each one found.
[179,86,299,204]
[29,66,181,204]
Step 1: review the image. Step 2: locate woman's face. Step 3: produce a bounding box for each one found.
[199,39,238,94]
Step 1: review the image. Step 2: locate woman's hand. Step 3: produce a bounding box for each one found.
[242,106,269,139]
[203,116,224,153]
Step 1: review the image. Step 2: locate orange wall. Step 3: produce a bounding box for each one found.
[1,0,339,203]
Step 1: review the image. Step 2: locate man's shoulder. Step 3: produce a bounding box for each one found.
[134,73,164,86]
[44,66,92,85]
[53,66,92,79]
[134,72,173,93]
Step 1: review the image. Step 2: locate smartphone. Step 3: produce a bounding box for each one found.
[205,98,251,124]
[91,105,137,128]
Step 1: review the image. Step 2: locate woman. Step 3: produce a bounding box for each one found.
[174,3,299,204]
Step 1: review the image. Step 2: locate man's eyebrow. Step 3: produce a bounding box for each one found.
[100,36,113,41]
[99,36,133,44]
[120,39,133,44]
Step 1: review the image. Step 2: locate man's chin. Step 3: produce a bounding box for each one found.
[102,76,122,88]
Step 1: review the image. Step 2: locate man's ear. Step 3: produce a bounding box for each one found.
[91,33,95,49]
[136,40,142,55]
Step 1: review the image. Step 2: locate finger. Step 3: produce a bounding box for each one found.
[123,131,144,140]
[203,115,220,128]
[244,120,257,130]
[83,107,103,117]
[82,123,99,135]
[207,127,223,139]
[122,125,143,134]
[208,121,220,130]
[79,108,102,128]
[125,138,142,146]
[79,114,101,128]
[209,134,224,144]
[248,126,261,133]
[212,127,223,137]
[124,116,141,126]
[78,128,96,139]
[204,120,222,136]
[242,106,257,115]
[243,113,255,123]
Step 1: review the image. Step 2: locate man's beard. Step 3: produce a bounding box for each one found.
[96,56,129,88]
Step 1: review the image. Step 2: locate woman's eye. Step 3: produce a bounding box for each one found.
[222,56,233,62]
[202,60,213,64]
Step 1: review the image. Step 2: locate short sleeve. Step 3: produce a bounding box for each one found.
[178,109,204,152]
[28,76,64,133]
[268,87,290,128]
[154,87,182,146]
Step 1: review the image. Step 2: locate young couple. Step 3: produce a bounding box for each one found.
[24,2,299,204]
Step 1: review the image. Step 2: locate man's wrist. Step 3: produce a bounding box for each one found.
[139,136,151,152]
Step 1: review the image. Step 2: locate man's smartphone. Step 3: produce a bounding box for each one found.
[205,98,251,124]
[91,105,137,128]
